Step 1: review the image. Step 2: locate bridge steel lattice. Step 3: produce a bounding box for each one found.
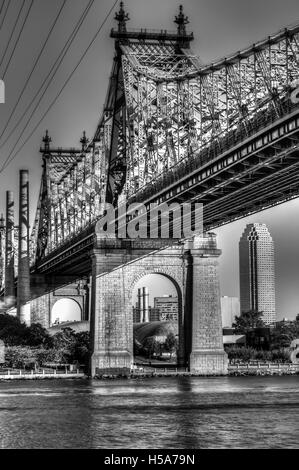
[30,7,299,265]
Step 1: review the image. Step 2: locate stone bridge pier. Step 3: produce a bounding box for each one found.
[90,233,228,377]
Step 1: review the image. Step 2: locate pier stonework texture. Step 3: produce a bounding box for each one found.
[189,252,228,375]
[90,238,185,376]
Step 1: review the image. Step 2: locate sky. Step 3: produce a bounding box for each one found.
[0,0,299,319]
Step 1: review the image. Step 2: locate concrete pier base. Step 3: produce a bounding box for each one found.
[91,351,132,377]
[190,350,228,375]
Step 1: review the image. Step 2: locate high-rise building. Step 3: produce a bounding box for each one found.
[221,296,240,328]
[239,223,276,325]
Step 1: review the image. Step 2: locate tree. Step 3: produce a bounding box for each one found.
[0,314,28,346]
[0,315,53,348]
[5,346,37,369]
[25,323,53,348]
[72,331,90,365]
[232,310,265,334]
[52,328,90,365]
[143,337,160,359]
[164,332,178,359]
[270,321,299,349]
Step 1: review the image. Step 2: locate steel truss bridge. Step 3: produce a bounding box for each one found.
[11,3,299,278]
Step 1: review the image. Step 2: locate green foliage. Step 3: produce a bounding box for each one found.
[4,346,64,369]
[270,322,299,349]
[232,310,265,334]
[5,346,36,369]
[26,323,53,348]
[143,337,161,358]
[225,346,256,362]
[70,331,90,365]
[51,328,90,365]
[164,332,178,358]
[0,314,53,348]
[0,314,28,346]
[0,315,91,367]
[225,346,290,363]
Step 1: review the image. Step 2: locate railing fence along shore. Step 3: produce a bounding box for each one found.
[0,363,298,379]
[0,368,84,379]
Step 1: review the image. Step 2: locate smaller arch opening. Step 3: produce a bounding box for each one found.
[51,298,82,326]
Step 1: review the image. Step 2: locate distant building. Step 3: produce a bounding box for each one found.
[148,307,160,322]
[221,296,240,328]
[239,223,276,325]
[133,294,179,323]
[133,306,160,323]
[154,295,178,322]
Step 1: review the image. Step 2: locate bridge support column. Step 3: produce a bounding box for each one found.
[90,248,133,377]
[189,234,228,375]
[4,191,15,302]
[17,170,31,325]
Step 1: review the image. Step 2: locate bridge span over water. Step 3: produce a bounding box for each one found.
[0,4,298,376]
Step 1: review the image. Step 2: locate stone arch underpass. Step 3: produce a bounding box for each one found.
[30,282,87,328]
[51,298,82,326]
[90,238,228,376]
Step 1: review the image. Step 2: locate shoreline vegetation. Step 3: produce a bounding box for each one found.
[1,311,299,381]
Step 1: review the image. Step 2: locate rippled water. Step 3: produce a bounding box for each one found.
[0,376,298,448]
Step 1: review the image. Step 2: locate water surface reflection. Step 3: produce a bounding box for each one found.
[0,376,298,448]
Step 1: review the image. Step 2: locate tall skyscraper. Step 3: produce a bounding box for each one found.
[239,223,276,325]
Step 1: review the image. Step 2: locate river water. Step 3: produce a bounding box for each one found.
[0,376,298,449]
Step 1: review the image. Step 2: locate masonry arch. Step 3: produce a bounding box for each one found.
[128,266,185,365]
[51,298,82,325]
[91,246,190,374]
